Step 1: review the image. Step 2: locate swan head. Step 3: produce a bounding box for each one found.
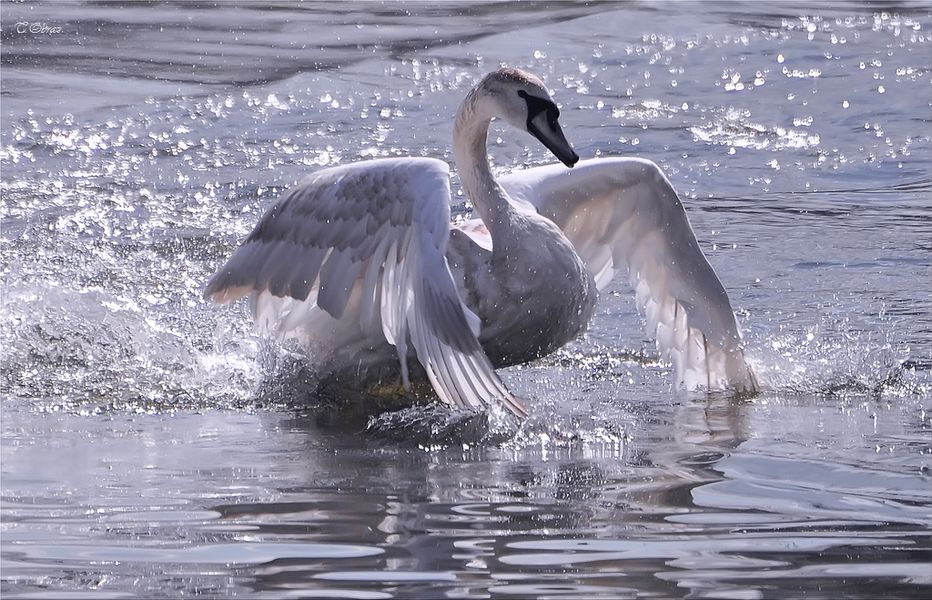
[472,68,579,168]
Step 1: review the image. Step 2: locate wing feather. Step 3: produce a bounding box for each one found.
[284,246,328,301]
[501,157,757,393]
[317,249,363,319]
[206,157,525,416]
[404,235,526,415]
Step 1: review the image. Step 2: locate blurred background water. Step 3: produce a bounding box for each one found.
[1,1,930,598]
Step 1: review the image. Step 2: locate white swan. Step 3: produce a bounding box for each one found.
[205,67,757,418]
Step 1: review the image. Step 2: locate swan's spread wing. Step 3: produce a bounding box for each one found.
[205,158,525,417]
[501,157,757,393]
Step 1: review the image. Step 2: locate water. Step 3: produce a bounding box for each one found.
[2,1,930,598]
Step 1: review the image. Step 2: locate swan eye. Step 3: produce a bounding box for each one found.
[517,89,560,128]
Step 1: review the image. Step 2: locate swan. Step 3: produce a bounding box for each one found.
[205,67,757,418]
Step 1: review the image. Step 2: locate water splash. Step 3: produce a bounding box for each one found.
[1,282,258,414]
[746,313,929,401]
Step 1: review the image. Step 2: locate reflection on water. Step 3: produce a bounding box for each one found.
[1,0,931,598]
[3,394,929,598]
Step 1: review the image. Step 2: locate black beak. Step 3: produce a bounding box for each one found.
[525,101,579,168]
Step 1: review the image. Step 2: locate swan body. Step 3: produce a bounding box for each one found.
[205,68,757,418]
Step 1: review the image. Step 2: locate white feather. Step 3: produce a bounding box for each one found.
[501,157,758,393]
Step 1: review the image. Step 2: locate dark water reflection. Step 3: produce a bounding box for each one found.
[3,393,929,598]
[2,0,931,598]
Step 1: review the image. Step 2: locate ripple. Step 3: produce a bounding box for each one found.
[314,571,456,582]
[5,542,383,565]
[501,534,913,566]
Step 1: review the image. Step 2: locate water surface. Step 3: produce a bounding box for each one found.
[2,2,931,598]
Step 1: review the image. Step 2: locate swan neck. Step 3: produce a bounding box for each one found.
[453,101,514,235]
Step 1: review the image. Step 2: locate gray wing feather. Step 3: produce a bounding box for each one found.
[205,157,525,417]
[317,248,363,319]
